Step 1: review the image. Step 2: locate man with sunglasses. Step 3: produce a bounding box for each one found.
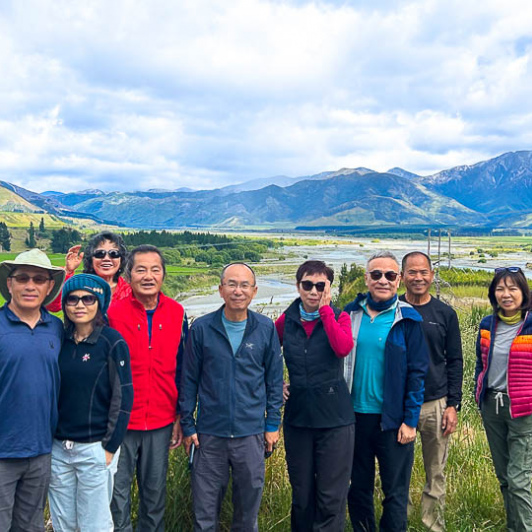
[344,251,428,532]
[0,249,65,531]
[400,251,463,532]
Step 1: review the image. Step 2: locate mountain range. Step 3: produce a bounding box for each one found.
[2,150,532,230]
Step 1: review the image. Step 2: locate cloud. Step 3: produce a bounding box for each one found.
[0,0,532,192]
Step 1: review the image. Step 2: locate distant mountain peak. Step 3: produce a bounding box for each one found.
[387,167,420,179]
[78,189,105,195]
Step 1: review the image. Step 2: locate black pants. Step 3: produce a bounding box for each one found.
[284,423,354,531]
[348,413,414,532]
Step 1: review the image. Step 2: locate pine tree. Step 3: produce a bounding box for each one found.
[0,222,11,251]
[51,228,81,253]
[25,222,36,248]
[39,217,45,233]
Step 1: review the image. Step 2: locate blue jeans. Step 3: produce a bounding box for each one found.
[49,439,120,532]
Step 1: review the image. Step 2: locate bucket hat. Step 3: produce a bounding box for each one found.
[0,249,66,307]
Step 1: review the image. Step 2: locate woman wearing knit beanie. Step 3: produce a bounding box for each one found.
[48,274,134,532]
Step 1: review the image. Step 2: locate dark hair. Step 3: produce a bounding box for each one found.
[64,308,106,335]
[296,260,334,284]
[401,251,432,271]
[125,245,166,280]
[220,262,256,284]
[83,231,128,282]
[488,269,531,318]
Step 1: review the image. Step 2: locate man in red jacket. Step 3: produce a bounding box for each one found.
[108,245,188,532]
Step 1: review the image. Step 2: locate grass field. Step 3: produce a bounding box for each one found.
[158,307,506,531]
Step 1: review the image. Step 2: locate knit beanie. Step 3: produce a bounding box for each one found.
[61,273,111,314]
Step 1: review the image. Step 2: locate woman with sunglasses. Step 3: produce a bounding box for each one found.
[47,231,131,312]
[475,266,532,530]
[48,274,133,531]
[275,260,355,531]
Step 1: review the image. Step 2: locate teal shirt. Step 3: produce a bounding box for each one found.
[352,299,397,414]
[222,313,247,355]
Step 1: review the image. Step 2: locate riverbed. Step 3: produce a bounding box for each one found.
[179,236,532,318]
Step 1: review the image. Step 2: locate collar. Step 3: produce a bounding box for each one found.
[212,304,256,333]
[360,297,397,316]
[66,325,104,345]
[129,291,164,310]
[2,302,50,325]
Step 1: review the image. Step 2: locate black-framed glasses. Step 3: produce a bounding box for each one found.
[92,249,121,259]
[494,267,522,274]
[368,270,399,282]
[9,273,52,285]
[65,294,98,306]
[300,281,326,292]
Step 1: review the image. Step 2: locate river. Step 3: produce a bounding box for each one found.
[179,236,532,318]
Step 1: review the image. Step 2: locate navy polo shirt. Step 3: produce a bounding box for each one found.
[0,304,63,458]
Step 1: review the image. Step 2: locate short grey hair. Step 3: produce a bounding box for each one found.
[366,250,400,270]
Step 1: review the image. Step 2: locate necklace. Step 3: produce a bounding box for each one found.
[74,331,90,344]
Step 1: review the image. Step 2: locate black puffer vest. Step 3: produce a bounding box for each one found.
[283,298,355,428]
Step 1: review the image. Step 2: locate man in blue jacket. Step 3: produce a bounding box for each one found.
[344,251,428,532]
[0,249,65,532]
[180,262,283,531]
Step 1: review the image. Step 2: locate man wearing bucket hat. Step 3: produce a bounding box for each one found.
[0,249,65,532]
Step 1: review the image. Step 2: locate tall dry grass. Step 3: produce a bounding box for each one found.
[146,305,508,531]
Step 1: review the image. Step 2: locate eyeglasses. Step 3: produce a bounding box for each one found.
[222,282,255,291]
[368,270,400,282]
[9,273,52,285]
[65,294,98,306]
[300,281,326,292]
[92,249,121,259]
[495,267,522,274]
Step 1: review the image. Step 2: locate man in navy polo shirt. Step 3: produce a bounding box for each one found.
[0,249,65,532]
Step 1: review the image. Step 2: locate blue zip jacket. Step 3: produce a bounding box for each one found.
[344,294,429,430]
[179,306,284,438]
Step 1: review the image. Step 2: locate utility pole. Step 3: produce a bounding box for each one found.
[427,228,431,256]
[436,229,442,300]
[448,230,451,269]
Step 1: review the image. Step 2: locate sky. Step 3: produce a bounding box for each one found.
[1,0,532,193]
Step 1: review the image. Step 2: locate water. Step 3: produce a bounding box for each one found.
[179,236,532,318]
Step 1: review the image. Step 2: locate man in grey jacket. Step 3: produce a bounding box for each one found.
[180,262,284,531]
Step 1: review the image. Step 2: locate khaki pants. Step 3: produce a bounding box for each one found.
[410,397,449,531]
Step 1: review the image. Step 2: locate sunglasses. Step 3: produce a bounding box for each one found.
[9,273,51,285]
[300,281,326,292]
[92,249,121,260]
[495,267,522,274]
[368,270,400,282]
[65,294,98,306]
